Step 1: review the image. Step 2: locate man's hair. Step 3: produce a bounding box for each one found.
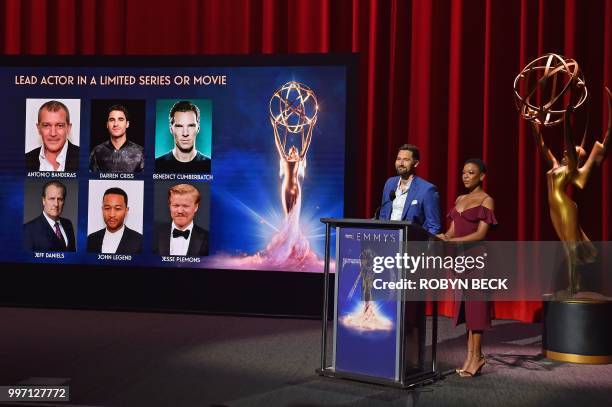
[37,100,71,124]
[169,100,200,125]
[168,183,201,205]
[398,144,420,161]
[107,104,129,121]
[464,158,487,173]
[41,180,66,199]
[103,187,128,206]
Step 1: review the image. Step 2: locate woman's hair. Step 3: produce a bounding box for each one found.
[464,158,487,173]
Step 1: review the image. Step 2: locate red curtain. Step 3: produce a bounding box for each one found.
[3,0,611,322]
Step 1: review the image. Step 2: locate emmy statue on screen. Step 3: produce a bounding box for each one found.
[270,81,318,219]
[514,53,612,363]
[204,81,324,272]
[258,81,321,269]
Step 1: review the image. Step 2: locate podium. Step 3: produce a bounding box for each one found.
[317,218,440,387]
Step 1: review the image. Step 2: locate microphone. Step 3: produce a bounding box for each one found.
[373,189,396,220]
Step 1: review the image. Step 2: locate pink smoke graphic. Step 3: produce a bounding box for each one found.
[341,302,394,332]
[205,201,329,273]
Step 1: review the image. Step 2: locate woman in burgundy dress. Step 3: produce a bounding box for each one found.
[437,158,497,377]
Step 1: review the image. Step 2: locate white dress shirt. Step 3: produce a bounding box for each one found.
[38,141,68,171]
[101,225,125,254]
[42,211,68,245]
[390,176,413,221]
[170,221,194,256]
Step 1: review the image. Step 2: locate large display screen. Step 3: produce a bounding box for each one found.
[0,56,348,274]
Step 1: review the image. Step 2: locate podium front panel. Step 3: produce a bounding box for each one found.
[332,226,403,380]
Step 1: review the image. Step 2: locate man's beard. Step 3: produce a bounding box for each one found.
[396,166,410,177]
[176,143,194,154]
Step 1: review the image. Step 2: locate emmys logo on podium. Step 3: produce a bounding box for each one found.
[354,232,398,243]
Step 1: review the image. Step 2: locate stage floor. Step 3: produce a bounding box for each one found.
[1,307,611,407]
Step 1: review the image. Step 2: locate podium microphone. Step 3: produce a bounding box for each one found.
[373,190,396,220]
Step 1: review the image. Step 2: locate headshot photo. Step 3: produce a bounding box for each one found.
[154,99,212,174]
[89,100,145,173]
[24,99,81,172]
[86,180,144,254]
[153,182,210,256]
[23,179,78,252]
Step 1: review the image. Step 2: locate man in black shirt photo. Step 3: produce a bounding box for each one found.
[155,100,211,173]
[90,104,144,173]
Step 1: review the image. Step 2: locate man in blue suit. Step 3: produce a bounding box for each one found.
[378,144,441,235]
[23,180,76,251]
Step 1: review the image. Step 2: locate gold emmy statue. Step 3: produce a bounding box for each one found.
[514,53,612,298]
[515,53,612,365]
[269,81,318,218]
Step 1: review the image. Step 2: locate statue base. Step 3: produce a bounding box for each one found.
[543,297,612,364]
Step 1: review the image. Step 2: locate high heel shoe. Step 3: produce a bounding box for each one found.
[455,351,473,374]
[459,356,486,378]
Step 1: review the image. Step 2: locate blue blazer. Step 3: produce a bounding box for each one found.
[23,214,76,252]
[379,175,441,235]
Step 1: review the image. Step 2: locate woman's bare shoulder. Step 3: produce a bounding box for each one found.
[481,193,494,210]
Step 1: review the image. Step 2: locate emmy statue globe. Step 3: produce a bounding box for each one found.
[514,53,612,364]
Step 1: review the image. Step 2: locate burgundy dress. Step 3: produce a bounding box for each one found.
[449,204,498,330]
